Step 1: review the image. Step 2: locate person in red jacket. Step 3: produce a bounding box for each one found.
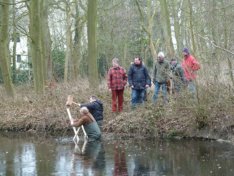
[181,48,200,93]
[107,58,127,112]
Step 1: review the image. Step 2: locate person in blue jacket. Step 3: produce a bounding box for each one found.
[128,57,151,108]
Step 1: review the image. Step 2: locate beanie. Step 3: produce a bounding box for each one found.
[183,48,189,54]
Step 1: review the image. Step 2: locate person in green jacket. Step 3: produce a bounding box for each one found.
[152,52,170,104]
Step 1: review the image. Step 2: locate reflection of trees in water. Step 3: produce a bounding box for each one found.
[0,135,56,176]
[1,135,234,175]
[36,142,55,175]
[128,139,234,176]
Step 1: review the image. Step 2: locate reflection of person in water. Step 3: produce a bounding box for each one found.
[114,144,128,176]
[133,157,150,176]
[72,141,106,175]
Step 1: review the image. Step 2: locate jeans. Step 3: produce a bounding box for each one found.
[152,81,167,104]
[187,80,196,93]
[131,89,145,107]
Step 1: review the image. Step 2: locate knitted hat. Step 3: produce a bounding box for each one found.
[183,48,189,54]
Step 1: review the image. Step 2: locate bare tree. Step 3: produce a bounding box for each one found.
[0,0,15,97]
[29,0,45,93]
[135,0,158,60]
[87,0,98,87]
[159,0,175,57]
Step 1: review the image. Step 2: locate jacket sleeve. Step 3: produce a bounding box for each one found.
[107,69,112,89]
[178,66,185,83]
[191,57,200,71]
[122,68,128,86]
[166,62,170,81]
[80,102,95,110]
[153,64,156,83]
[128,66,133,86]
[144,67,151,86]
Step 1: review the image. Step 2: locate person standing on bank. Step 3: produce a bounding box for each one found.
[152,52,170,104]
[181,48,200,94]
[128,57,151,108]
[107,58,128,112]
[170,58,185,95]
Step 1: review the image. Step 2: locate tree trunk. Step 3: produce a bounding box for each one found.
[41,0,52,81]
[29,0,45,94]
[159,0,174,57]
[210,0,220,81]
[135,0,157,60]
[64,4,72,83]
[0,0,15,97]
[171,0,182,55]
[188,0,196,53]
[72,0,83,81]
[12,0,17,83]
[87,0,98,87]
[221,0,234,86]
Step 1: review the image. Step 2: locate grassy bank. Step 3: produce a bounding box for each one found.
[0,79,233,142]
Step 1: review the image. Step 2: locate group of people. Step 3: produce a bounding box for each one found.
[66,47,200,140]
[108,47,200,110]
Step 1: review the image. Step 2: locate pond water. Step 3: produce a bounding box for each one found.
[0,133,234,176]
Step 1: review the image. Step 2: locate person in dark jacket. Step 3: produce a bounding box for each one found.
[170,58,185,95]
[128,57,151,108]
[79,96,104,129]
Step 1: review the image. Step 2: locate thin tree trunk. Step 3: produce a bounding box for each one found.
[72,0,83,81]
[188,0,196,53]
[0,0,15,97]
[41,0,52,81]
[171,0,182,55]
[12,0,17,83]
[64,4,72,83]
[123,42,128,67]
[87,0,98,87]
[210,0,220,81]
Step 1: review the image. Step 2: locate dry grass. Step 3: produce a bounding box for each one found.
[0,79,234,142]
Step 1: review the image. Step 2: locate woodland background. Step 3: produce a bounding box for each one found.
[0,0,233,96]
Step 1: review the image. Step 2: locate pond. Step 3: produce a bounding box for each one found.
[0,133,234,176]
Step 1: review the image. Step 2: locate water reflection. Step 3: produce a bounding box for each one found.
[114,143,128,176]
[0,134,234,176]
[71,140,106,176]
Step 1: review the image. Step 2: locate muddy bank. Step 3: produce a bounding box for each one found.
[0,82,234,143]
